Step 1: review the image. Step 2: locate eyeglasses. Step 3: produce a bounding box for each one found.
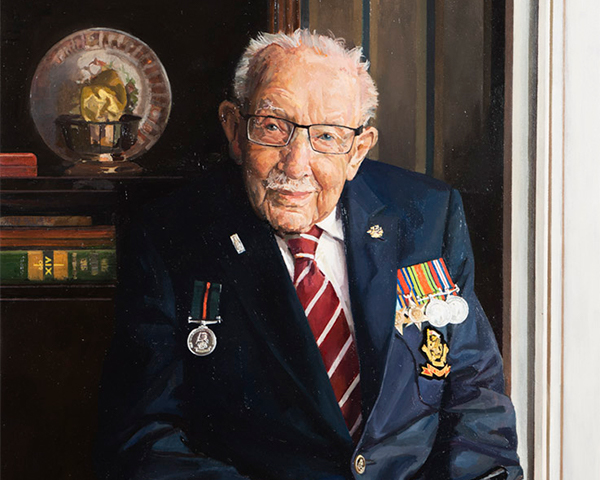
[240,114,364,155]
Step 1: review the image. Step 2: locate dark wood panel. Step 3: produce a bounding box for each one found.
[370,0,427,171]
[0,176,188,224]
[308,0,362,48]
[1,300,114,480]
[1,284,116,300]
[269,0,301,33]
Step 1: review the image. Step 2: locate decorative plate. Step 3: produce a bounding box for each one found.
[30,28,171,163]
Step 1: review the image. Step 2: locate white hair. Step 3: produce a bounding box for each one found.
[233,29,379,124]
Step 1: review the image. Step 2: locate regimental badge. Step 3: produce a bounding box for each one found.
[187,280,222,356]
[394,258,469,334]
[420,328,451,378]
[367,224,384,239]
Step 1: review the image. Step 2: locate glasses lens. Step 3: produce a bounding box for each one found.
[247,116,293,146]
[309,125,356,154]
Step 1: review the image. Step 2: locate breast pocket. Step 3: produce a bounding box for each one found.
[417,374,445,407]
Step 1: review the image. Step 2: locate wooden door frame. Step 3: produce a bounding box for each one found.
[268,0,301,33]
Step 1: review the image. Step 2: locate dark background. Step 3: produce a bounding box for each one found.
[1,0,268,174]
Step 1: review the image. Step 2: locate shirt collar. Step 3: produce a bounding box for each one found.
[316,205,344,241]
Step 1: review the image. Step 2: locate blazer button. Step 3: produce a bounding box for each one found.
[354,454,366,475]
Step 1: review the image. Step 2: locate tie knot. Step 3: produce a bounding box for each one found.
[286,225,323,259]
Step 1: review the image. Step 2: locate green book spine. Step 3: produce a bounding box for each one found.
[0,250,116,283]
[0,251,27,281]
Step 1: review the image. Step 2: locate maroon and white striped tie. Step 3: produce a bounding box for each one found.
[286,226,362,440]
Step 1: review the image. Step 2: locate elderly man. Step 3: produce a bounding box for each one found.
[95,30,522,480]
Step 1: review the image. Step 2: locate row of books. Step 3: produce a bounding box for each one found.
[0,216,116,284]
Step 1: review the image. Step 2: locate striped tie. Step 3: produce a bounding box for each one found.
[286,226,363,440]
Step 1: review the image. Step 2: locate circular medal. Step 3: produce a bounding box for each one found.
[446,295,469,324]
[187,325,217,356]
[426,298,452,327]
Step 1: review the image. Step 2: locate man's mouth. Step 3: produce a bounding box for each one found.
[269,188,315,206]
[277,189,313,199]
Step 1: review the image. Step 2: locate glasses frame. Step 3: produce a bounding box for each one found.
[240,113,364,155]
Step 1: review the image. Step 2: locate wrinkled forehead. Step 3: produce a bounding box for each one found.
[245,46,362,122]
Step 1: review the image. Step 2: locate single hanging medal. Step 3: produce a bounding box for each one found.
[187,281,223,356]
[446,295,469,323]
[426,296,452,327]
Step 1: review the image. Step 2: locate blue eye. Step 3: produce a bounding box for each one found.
[264,122,280,131]
[319,133,334,141]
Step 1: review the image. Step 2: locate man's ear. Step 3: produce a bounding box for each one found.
[345,126,379,181]
[219,101,243,164]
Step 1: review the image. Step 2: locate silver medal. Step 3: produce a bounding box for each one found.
[426,297,452,327]
[446,295,469,324]
[187,325,217,356]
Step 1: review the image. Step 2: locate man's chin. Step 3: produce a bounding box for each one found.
[263,206,316,234]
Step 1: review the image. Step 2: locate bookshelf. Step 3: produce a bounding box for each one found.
[0,174,187,480]
[1,176,184,213]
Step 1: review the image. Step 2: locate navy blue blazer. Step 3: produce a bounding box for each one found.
[95,159,522,480]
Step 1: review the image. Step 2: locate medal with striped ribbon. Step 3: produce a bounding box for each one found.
[187,280,223,356]
[395,258,469,332]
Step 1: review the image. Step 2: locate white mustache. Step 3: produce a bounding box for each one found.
[263,170,320,193]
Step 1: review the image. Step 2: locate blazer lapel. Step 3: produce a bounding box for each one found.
[341,175,400,417]
[201,200,351,442]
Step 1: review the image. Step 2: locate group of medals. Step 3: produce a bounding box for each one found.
[395,258,469,334]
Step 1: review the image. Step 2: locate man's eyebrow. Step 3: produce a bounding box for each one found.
[255,99,286,115]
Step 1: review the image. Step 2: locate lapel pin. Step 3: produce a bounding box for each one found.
[230,233,246,254]
[367,224,384,239]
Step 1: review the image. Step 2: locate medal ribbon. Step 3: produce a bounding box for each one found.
[191,281,222,320]
[396,258,458,308]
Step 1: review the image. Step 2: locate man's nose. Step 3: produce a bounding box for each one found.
[278,128,314,179]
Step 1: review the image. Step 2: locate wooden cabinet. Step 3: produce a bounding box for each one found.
[0,175,187,479]
[1,297,114,479]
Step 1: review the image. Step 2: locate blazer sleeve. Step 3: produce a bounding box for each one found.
[418,189,523,480]
[94,217,248,480]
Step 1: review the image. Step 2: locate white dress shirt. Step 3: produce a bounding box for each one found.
[275,207,355,333]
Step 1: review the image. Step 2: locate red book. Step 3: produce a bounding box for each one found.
[0,226,116,248]
[0,153,38,166]
[0,165,38,177]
